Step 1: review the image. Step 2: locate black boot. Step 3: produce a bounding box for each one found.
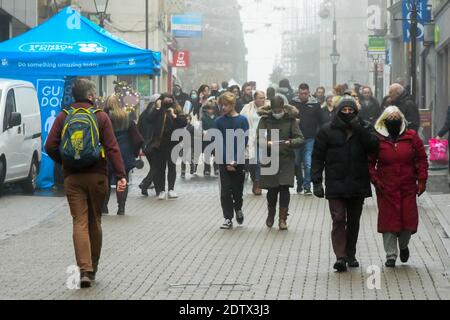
[266,206,276,228]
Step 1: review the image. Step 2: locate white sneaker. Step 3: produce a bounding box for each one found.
[158,191,166,200]
[168,190,178,199]
[220,219,233,230]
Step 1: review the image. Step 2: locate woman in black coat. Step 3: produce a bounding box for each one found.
[146,93,187,200]
[312,95,379,273]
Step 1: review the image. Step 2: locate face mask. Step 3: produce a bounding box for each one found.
[385,119,403,139]
[191,95,198,100]
[273,112,284,120]
[339,112,356,124]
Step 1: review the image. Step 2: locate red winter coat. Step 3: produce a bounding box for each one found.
[369,130,428,234]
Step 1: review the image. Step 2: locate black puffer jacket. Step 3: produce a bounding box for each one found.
[391,91,420,131]
[312,105,379,199]
[359,97,382,125]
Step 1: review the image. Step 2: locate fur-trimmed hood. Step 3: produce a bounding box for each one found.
[257,104,299,119]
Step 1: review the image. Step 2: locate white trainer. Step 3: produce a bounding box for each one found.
[168,190,178,199]
[158,191,166,200]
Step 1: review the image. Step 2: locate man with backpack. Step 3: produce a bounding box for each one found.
[45,79,127,288]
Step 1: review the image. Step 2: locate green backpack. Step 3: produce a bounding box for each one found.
[60,107,105,169]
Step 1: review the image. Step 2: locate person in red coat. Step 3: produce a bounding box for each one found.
[369,106,428,268]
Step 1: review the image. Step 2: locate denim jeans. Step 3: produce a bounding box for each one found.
[296,138,315,190]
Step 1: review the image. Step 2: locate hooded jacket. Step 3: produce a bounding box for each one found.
[369,121,428,233]
[312,99,379,199]
[257,104,304,188]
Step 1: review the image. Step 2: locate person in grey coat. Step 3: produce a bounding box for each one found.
[257,96,304,231]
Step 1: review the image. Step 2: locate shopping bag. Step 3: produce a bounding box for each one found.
[429,138,449,163]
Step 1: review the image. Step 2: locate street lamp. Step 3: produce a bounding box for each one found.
[94,0,109,97]
[94,0,109,28]
[371,54,382,101]
[322,0,339,88]
[330,50,340,87]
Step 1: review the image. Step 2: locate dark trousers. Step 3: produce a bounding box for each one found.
[219,164,245,220]
[140,151,153,189]
[267,186,291,208]
[152,145,177,194]
[328,198,365,260]
[181,145,195,174]
[203,142,218,174]
[104,170,130,210]
[245,159,261,183]
[64,173,108,273]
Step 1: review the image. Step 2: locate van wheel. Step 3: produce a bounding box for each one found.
[0,158,5,196]
[21,158,39,194]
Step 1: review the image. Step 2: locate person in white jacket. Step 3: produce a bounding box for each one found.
[240,90,269,195]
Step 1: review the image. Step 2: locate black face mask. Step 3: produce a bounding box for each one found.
[163,102,173,109]
[385,119,403,139]
[339,112,356,124]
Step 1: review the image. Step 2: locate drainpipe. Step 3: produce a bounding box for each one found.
[420,46,430,110]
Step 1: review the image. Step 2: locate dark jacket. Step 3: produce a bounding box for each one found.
[391,91,420,131]
[111,120,143,171]
[201,112,217,148]
[312,110,379,199]
[236,98,245,114]
[174,92,189,109]
[290,96,322,139]
[438,106,450,138]
[147,102,187,149]
[257,105,304,188]
[201,113,217,131]
[320,106,337,127]
[138,103,154,145]
[359,97,382,125]
[45,101,126,179]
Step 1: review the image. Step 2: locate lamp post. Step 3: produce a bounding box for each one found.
[329,1,340,88]
[330,51,340,88]
[94,0,109,28]
[372,55,381,101]
[94,0,109,97]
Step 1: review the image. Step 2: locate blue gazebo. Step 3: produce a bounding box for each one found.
[0,7,161,189]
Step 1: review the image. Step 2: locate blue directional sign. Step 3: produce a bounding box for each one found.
[171,14,202,38]
[402,0,432,43]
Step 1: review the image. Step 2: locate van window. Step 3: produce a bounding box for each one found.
[3,89,16,132]
[15,87,39,115]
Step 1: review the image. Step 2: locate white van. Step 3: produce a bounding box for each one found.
[0,79,42,194]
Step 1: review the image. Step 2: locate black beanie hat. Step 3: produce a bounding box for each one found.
[336,95,358,114]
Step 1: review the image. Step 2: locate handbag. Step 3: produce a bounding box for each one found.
[429,138,449,163]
